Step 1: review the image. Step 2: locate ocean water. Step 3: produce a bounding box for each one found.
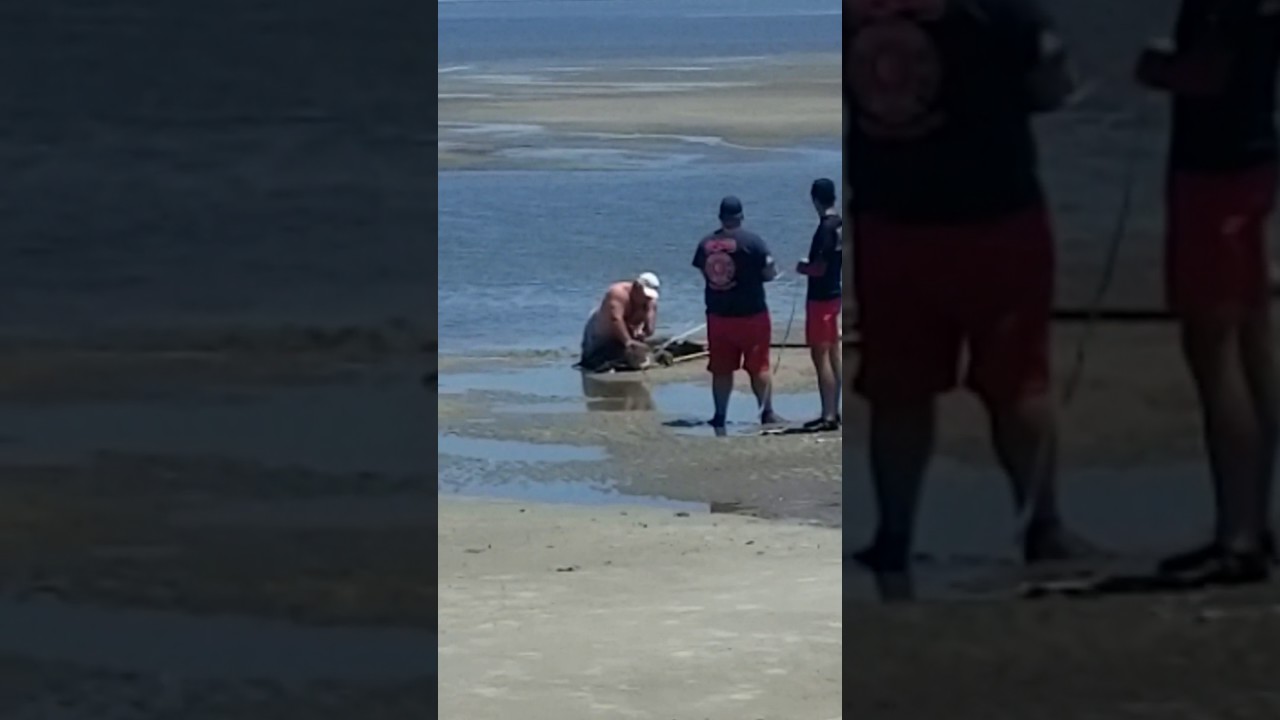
[437,0,1218,356]
[440,148,840,354]
[438,0,840,66]
[0,1,431,344]
[438,0,840,354]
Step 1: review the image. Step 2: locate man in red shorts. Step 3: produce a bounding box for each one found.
[693,196,781,430]
[796,178,843,432]
[1136,0,1280,583]
[845,0,1092,575]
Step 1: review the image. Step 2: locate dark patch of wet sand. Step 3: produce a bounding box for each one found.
[845,591,1280,719]
[438,348,842,526]
[0,456,435,628]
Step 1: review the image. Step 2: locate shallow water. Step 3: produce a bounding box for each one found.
[438,158,837,355]
[441,363,825,427]
[439,433,608,463]
[0,375,429,476]
[842,457,1280,602]
[0,1,429,341]
[440,478,707,513]
[0,599,435,682]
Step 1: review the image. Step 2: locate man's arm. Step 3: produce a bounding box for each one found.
[643,303,657,338]
[761,242,779,282]
[603,293,634,345]
[1134,4,1253,97]
[1003,0,1078,112]
[1026,30,1077,112]
[798,222,839,277]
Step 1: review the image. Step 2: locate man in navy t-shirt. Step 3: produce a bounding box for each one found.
[845,0,1092,578]
[692,196,781,429]
[796,178,843,432]
[1136,0,1280,582]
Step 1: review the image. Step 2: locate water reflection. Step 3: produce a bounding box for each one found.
[580,373,655,412]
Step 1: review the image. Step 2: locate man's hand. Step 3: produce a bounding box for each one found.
[1135,45,1174,91]
[1026,31,1077,112]
[1136,38,1232,97]
[795,260,810,275]
[763,255,779,282]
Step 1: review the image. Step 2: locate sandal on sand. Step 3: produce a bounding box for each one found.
[802,417,841,432]
[1176,551,1272,587]
[848,538,909,575]
[1159,532,1278,575]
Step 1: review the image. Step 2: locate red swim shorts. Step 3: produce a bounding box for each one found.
[707,311,772,375]
[806,298,842,347]
[1166,164,1278,316]
[853,205,1054,404]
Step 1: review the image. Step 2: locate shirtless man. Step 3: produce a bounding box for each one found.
[1136,0,1280,582]
[578,272,661,372]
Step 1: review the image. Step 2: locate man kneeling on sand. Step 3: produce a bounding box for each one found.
[578,272,661,373]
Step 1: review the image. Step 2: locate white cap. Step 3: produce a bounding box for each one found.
[636,272,661,300]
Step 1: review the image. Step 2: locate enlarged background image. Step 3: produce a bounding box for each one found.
[0,1,435,716]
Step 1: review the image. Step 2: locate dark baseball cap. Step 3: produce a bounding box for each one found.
[718,196,744,220]
[810,178,836,206]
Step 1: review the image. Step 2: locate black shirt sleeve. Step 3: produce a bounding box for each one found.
[754,235,773,271]
[820,219,841,261]
[692,243,705,270]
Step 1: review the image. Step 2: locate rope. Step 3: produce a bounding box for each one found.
[773,273,804,375]
[1013,90,1155,538]
[1059,112,1147,407]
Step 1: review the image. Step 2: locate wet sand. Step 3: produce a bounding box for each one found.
[0,338,435,713]
[843,589,1280,719]
[439,54,840,169]
[442,317,1280,579]
[438,347,842,526]
[438,497,840,720]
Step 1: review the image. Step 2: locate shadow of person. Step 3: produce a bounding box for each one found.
[846,552,917,603]
[580,372,655,412]
[871,571,916,603]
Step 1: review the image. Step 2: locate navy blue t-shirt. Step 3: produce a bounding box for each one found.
[1170,0,1280,172]
[806,214,843,302]
[692,228,772,317]
[844,0,1055,223]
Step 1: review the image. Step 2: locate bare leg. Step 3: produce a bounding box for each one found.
[852,397,936,573]
[830,343,842,419]
[986,392,1090,562]
[749,369,778,423]
[710,373,734,427]
[809,344,840,423]
[1239,306,1278,553]
[1175,312,1266,558]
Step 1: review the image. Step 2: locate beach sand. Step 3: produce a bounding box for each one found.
[438,320,1280,718]
[438,497,841,720]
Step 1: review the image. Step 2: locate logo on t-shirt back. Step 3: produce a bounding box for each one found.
[848,2,946,139]
[703,238,738,291]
